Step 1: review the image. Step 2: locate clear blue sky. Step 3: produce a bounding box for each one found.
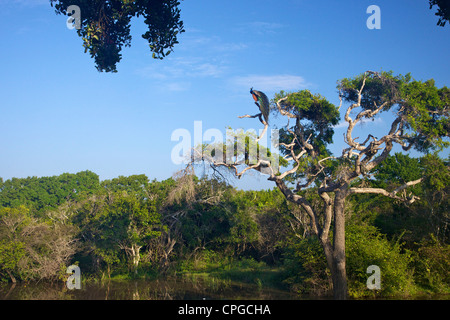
[0,0,449,189]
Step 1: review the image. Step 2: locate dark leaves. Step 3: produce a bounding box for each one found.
[429,0,450,27]
[50,0,184,72]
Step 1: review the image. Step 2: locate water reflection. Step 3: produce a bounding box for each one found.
[0,276,299,300]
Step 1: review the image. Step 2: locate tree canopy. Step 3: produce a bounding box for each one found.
[50,0,185,72]
[339,71,450,153]
[429,0,450,27]
[0,170,100,213]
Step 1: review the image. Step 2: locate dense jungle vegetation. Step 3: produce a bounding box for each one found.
[0,153,448,298]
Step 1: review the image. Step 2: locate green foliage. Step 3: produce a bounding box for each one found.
[178,205,232,250]
[0,206,77,282]
[210,257,284,288]
[0,240,25,282]
[98,192,162,244]
[274,89,340,153]
[50,0,185,72]
[100,174,149,196]
[0,165,448,298]
[283,224,416,298]
[401,80,450,151]
[282,236,331,296]
[0,171,100,214]
[412,236,450,293]
[198,128,284,170]
[339,71,450,152]
[177,250,282,288]
[177,249,222,273]
[274,90,340,128]
[72,190,163,275]
[367,153,449,243]
[346,224,415,298]
[339,71,408,111]
[272,89,340,183]
[420,153,450,192]
[372,153,422,188]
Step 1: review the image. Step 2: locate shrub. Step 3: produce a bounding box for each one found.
[412,235,450,294]
[346,224,415,298]
[282,236,332,296]
[283,224,416,297]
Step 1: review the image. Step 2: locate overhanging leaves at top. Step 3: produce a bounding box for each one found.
[50,0,185,72]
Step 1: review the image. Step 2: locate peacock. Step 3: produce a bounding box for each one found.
[250,88,270,124]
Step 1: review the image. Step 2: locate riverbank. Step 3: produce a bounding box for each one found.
[0,273,297,300]
[1,274,449,300]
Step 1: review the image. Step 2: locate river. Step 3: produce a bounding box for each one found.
[0,276,299,300]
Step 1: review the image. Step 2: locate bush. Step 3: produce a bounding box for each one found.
[346,224,415,298]
[282,236,332,296]
[412,235,450,294]
[283,224,416,298]
[0,206,77,282]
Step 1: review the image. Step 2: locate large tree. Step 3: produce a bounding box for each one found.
[0,171,100,213]
[50,0,185,72]
[73,191,162,275]
[194,70,449,299]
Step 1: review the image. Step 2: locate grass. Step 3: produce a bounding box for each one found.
[176,250,288,290]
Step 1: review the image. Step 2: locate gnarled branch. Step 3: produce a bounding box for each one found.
[349,177,424,204]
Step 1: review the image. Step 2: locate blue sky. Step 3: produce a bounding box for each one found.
[0,0,449,189]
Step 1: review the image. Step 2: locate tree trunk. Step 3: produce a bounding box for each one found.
[6,269,16,284]
[130,244,142,275]
[332,190,347,300]
[320,238,335,286]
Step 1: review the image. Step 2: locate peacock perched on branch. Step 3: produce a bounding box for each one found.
[250,88,270,124]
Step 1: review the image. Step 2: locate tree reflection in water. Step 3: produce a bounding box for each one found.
[0,276,298,300]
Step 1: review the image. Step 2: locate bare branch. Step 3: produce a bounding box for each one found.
[393,178,424,194]
[276,96,297,118]
[337,90,343,111]
[349,177,424,204]
[269,177,321,237]
[238,112,268,141]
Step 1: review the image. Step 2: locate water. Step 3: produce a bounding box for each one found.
[0,276,299,300]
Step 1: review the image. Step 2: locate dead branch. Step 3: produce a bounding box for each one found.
[238,112,268,141]
[349,177,424,204]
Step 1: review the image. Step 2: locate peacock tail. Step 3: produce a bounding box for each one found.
[250,88,270,123]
